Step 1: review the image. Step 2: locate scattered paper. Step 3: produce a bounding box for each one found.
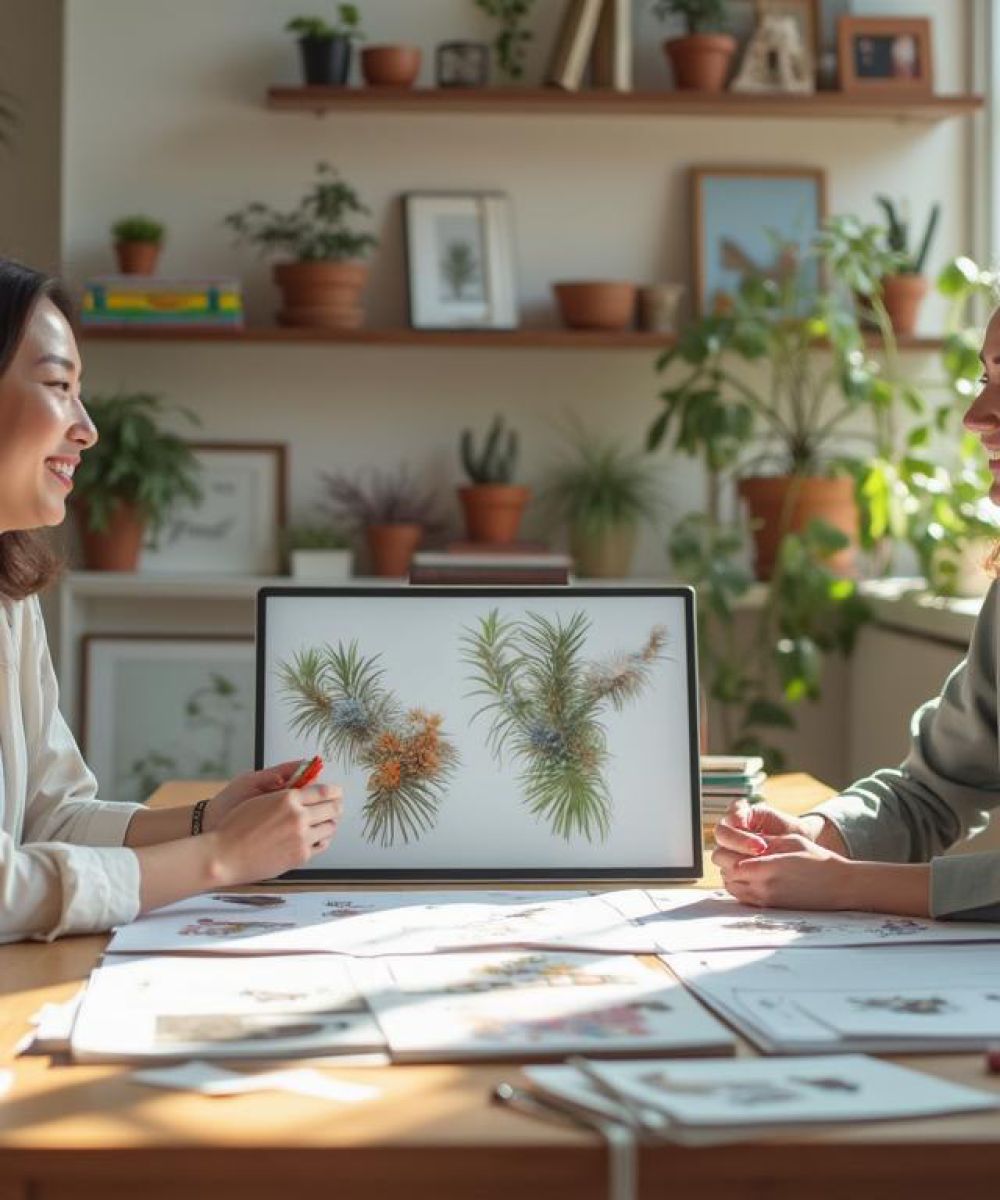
[0,1070,11,1098]
[131,1059,378,1102]
[18,990,85,1056]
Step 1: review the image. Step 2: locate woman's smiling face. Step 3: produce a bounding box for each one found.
[0,298,96,534]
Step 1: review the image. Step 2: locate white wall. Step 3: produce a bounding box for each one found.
[59,0,974,579]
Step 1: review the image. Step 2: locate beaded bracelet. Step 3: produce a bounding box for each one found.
[190,797,211,836]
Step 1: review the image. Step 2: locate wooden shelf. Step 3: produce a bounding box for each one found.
[80,325,946,351]
[266,86,984,123]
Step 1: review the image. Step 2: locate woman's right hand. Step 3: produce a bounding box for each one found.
[712,800,819,880]
[207,783,344,885]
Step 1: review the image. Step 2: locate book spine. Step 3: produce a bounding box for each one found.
[545,0,604,91]
[590,0,632,91]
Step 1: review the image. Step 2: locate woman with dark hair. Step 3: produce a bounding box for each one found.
[713,305,1000,920]
[0,257,343,942]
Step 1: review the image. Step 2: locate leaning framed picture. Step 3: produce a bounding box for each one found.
[140,441,287,576]
[756,0,821,60]
[690,166,827,316]
[837,17,933,95]
[81,635,256,805]
[403,192,518,330]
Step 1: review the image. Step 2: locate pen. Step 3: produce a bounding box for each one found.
[287,755,323,788]
[492,1081,608,1135]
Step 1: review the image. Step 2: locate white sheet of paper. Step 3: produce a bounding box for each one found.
[72,954,385,1062]
[354,950,735,1062]
[18,989,85,1055]
[778,985,1000,1040]
[131,1059,378,1101]
[532,1054,998,1128]
[633,888,1000,951]
[0,1070,11,1098]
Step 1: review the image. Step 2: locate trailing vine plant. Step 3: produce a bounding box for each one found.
[474,0,536,81]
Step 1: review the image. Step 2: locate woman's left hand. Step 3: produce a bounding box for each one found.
[201,760,304,832]
[722,834,852,911]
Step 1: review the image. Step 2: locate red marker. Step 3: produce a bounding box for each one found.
[288,755,323,788]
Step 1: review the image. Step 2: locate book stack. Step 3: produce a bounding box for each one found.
[409,541,572,586]
[700,754,767,819]
[546,0,632,91]
[81,276,244,330]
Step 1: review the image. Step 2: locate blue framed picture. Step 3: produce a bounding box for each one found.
[691,166,827,316]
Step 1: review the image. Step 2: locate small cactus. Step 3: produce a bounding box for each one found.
[460,415,519,484]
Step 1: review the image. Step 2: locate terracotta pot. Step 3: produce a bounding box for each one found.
[115,242,160,275]
[273,261,368,329]
[458,484,531,544]
[366,522,423,578]
[77,500,147,571]
[664,34,737,92]
[362,45,422,87]
[552,281,637,331]
[738,475,859,581]
[881,273,929,337]
[569,522,637,579]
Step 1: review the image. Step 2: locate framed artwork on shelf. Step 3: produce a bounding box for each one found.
[81,635,256,806]
[435,41,490,87]
[690,166,828,317]
[403,192,518,330]
[755,0,821,59]
[140,441,287,576]
[837,17,933,95]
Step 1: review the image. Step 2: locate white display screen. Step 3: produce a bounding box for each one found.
[256,587,701,881]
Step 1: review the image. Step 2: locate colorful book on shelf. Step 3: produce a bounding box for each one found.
[81,276,244,328]
[545,0,604,91]
[590,0,632,91]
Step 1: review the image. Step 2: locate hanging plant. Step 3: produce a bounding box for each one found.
[474,0,536,81]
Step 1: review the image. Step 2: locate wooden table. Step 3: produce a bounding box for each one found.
[3,774,1000,1200]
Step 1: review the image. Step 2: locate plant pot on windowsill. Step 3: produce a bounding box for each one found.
[273,261,369,329]
[76,499,147,572]
[738,475,859,581]
[664,33,737,92]
[362,45,421,87]
[458,484,531,544]
[289,548,354,581]
[366,522,423,577]
[881,273,929,337]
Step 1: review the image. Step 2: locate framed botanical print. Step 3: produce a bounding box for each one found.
[403,192,518,330]
[140,442,287,576]
[690,166,828,316]
[82,635,256,805]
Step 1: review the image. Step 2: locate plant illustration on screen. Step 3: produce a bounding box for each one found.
[462,610,667,842]
[278,641,459,847]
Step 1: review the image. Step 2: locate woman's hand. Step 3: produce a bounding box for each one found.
[206,783,344,886]
[201,760,304,832]
[712,800,816,879]
[722,833,851,910]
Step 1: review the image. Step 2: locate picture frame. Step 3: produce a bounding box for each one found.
[756,0,821,59]
[140,441,287,576]
[81,635,256,805]
[435,41,490,88]
[402,192,518,330]
[690,166,828,317]
[837,17,933,95]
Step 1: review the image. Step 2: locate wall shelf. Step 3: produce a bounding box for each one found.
[80,326,946,352]
[266,86,984,124]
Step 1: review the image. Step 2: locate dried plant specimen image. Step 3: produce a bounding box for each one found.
[462,610,667,841]
[278,641,459,847]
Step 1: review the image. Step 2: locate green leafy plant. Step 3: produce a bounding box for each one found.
[475,0,535,81]
[541,423,662,537]
[875,195,941,275]
[111,215,165,245]
[650,0,729,35]
[462,609,667,840]
[74,393,202,537]
[285,6,363,40]
[461,415,519,485]
[278,641,459,845]
[284,521,352,551]
[223,162,377,262]
[321,465,445,529]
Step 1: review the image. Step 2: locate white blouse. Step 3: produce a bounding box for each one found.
[0,593,142,943]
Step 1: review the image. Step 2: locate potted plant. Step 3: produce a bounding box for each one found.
[541,425,662,578]
[286,8,363,86]
[874,195,941,337]
[111,215,165,275]
[321,466,444,577]
[72,393,202,572]
[458,415,530,544]
[475,0,536,83]
[284,521,354,580]
[362,44,422,87]
[650,0,737,93]
[552,281,637,331]
[224,162,378,329]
